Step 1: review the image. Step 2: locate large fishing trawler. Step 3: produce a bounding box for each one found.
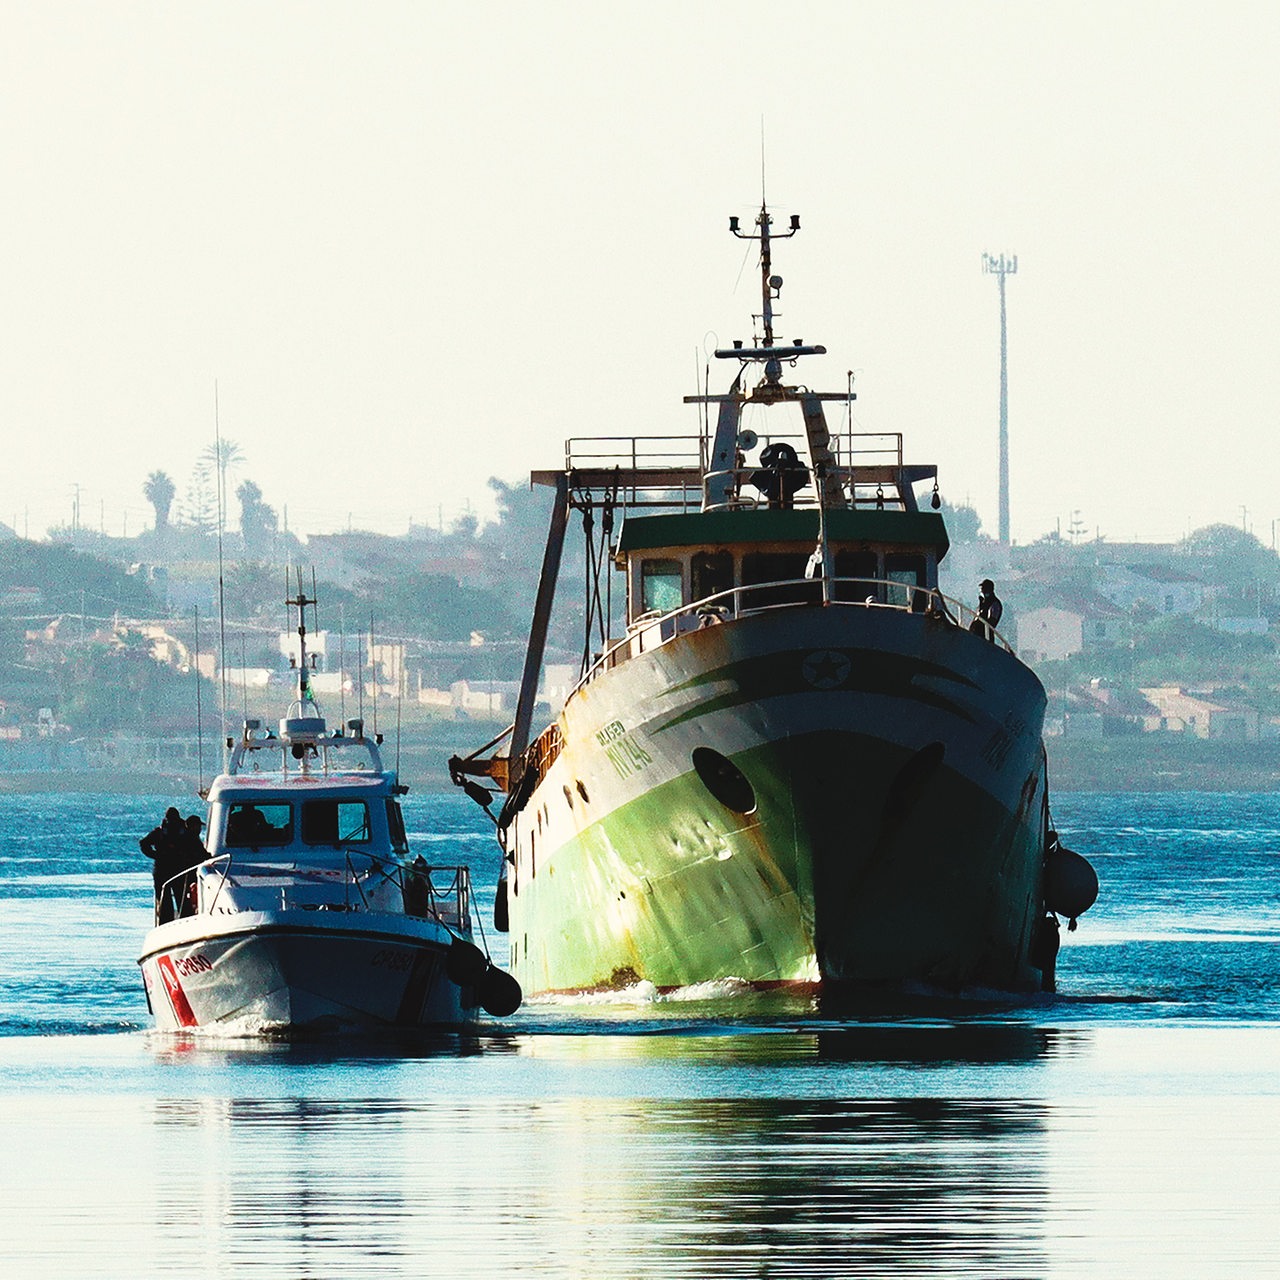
[451,202,1096,997]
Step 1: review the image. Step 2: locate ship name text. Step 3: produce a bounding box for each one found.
[597,721,653,778]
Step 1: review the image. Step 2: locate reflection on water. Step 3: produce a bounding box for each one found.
[3,1026,1279,1277]
[138,1093,1048,1279]
[499,1021,1064,1072]
[139,1018,1069,1073]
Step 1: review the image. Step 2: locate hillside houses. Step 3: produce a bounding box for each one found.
[1016,593,1129,663]
[1094,562,1207,617]
[10,506,1280,754]
[1050,681,1160,738]
[1006,532,1280,661]
[1139,686,1270,741]
[1048,681,1279,741]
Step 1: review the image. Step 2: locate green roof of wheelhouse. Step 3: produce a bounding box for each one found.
[617,509,950,558]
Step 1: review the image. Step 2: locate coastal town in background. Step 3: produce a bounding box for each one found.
[3,442,1279,791]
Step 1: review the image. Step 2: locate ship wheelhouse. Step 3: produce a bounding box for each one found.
[205,778,410,864]
[623,507,950,627]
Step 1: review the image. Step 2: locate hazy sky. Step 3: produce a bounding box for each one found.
[3,2,1277,546]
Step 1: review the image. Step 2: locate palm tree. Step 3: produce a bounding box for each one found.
[201,439,246,512]
[143,471,176,533]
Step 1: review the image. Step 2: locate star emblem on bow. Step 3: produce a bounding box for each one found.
[801,649,851,689]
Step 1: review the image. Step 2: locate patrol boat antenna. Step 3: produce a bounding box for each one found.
[291,588,316,704]
[284,585,325,773]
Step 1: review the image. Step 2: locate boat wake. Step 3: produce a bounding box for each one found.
[145,1013,288,1043]
[528,976,759,1008]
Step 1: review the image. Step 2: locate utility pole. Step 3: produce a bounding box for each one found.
[982,252,1018,546]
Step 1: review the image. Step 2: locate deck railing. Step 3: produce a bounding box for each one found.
[560,432,915,511]
[159,852,472,933]
[562,431,905,473]
[472,576,1012,801]
[563,434,708,472]
[576,577,1013,695]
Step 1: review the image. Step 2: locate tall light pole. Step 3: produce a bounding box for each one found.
[982,252,1017,546]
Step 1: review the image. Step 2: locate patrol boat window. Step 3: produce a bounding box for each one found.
[386,799,409,853]
[302,799,371,845]
[225,802,292,848]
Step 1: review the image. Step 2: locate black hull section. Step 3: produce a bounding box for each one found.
[785,730,1047,990]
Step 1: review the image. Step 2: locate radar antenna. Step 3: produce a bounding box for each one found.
[286,572,321,716]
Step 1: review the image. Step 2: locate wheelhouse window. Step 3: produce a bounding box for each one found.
[302,799,371,845]
[741,551,819,607]
[386,798,408,852]
[640,559,683,613]
[885,553,927,611]
[691,550,734,605]
[834,550,879,603]
[225,802,292,848]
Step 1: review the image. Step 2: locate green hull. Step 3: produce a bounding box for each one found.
[505,608,1049,995]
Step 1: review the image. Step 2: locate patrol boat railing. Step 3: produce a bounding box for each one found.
[160,852,473,932]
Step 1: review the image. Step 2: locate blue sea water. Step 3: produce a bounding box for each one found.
[1,790,1278,1277]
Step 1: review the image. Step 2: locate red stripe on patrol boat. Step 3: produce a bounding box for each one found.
[156,955,199,1027]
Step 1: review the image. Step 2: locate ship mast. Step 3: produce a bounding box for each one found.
[692,203,843,511]
[720,204,826,394]
[750,205,784,350]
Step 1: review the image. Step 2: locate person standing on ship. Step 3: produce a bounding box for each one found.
[970,579,1003,640]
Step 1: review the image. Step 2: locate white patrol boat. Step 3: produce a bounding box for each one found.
[138,590,520,1034]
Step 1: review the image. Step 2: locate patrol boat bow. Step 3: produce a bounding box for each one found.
[451,201,1096,998]
[139,590,520,1033]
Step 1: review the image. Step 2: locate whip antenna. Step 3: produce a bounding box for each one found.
[193,606,205,796]
[214,382,230,771]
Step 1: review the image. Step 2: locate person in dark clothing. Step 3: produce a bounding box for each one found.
[180,815,206,856]
[403,855,432,917]
[969,578,1003,640]
[140,807,185,922]
[173,815,208,918]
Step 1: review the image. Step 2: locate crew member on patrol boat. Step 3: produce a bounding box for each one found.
[140,807,185,921]
[173,815,207,918]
